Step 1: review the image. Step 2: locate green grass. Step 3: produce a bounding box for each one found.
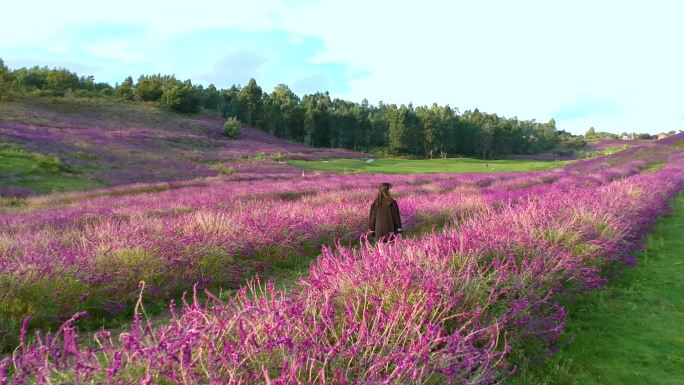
[0,142,101,195]
[644,162,665,173]
[509,193,684,385]
[578,146,628,159]
[288,157,566,174]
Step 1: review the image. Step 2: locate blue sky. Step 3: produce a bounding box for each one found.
[1,0,682,135]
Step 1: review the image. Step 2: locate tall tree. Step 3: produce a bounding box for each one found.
[268,84,300,138]
[585,126,596,140]
[388,105,421,155]
[0,59,8,97]
[115,76,135,100]
[218,86,240,118]
[202,84,220,110]
[237,78,264,127]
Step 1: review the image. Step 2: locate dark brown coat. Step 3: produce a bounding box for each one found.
[369,199,402,239]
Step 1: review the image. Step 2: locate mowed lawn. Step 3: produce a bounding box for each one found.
[288,157,567,174]
[509,193,684,385]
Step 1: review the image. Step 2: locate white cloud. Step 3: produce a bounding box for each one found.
[195,51,268,86]
[83,39,144,64]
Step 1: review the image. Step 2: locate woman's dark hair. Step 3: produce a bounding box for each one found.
[375,182,393,206]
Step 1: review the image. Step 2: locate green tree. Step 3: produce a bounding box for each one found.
[237,78,264,127]
[202,84,220,110]
[417,104,449,157]
[12,66,49,90]
[0,59,7,97]
[267,84,300,139]
[115,76,135,100]
[159,81,201,113]
[388,105,418,155]
[350,104,370,150]
[134,74,165,101]
[218,86,240,118]
[301,92,331,147]
[585,126,596,140]
[45,69,80,95]
[368,103,390,149]
[303,102,316,146]
[560,135,587,150]
[79,75,96,92]
[264,97,284,136]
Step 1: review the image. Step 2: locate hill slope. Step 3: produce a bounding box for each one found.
[0,98,362,197]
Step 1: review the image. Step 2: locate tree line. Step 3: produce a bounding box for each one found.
[583,127,668,141]
[0,59,584,158]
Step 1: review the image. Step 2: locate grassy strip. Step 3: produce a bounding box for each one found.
[509,193,684,385]
[288,157,566,174]
[644,162,665,173]
[578,145,628,159]
[0,142,101,195]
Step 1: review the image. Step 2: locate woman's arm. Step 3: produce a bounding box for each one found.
[391,201,402,232]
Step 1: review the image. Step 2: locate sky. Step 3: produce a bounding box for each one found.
[1,0,682,135]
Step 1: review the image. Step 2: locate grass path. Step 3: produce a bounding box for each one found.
[509,193,684,385]
[288,157,566,174]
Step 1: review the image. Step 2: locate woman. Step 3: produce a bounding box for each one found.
[368,182,402,242]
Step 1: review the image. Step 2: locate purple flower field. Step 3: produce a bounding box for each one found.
[655,131,684,146]
[1,135,683,383]
[0,140,684,384]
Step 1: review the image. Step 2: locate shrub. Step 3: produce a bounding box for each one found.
[209,162,236,175]
[222,117,241,138]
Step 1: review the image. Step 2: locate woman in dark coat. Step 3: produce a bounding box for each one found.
[369,182,402,241]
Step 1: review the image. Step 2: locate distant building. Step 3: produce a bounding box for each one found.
[657,133,670,140]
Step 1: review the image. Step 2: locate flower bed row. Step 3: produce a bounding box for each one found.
[2,150,682,383]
